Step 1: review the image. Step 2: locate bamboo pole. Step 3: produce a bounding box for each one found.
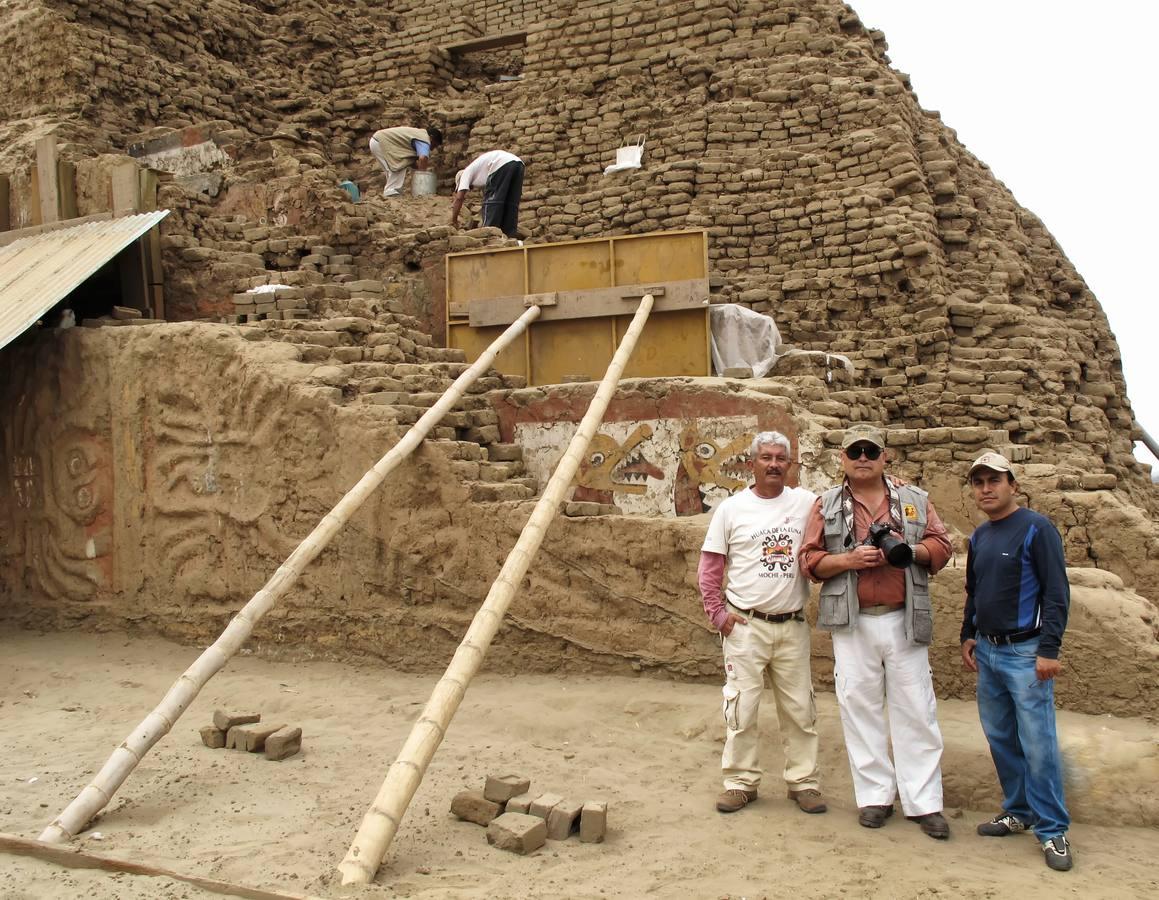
[337,293,655,885]
[39,306,542,844]
[0,832,325,900]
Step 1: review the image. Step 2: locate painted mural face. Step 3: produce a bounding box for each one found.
[674,427,752,516]
[575,424,663,497]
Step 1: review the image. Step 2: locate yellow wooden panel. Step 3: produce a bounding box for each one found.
[526,240,611,293]
[617,308,710,378]
[446,249,525,303]
[445,230,711,385]
[613,231,707,285]
[447,322,528,379]
[529,318,613,385]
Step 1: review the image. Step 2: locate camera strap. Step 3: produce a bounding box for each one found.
[840,478,904,546]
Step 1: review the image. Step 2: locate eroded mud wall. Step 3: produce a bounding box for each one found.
[2,326,1155,717]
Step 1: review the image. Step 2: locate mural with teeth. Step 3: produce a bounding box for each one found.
[514,416,763,517]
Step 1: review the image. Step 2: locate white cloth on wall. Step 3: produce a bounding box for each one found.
[604,136,645,175]
[709,303,782,378]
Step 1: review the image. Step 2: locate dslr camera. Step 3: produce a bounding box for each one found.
[864,522,913,568]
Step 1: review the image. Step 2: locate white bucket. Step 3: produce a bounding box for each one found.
[411,170,437,196]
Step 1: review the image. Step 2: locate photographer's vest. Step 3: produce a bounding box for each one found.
[816,483,934,645]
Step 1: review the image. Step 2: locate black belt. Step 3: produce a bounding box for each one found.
[979,627,1041,645]
[746,608,804,624]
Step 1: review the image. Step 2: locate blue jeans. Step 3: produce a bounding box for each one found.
[974,635,1069,840]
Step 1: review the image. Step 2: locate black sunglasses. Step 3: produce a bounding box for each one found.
[844,444,883,461]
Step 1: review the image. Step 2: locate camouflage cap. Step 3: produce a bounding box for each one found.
[840,424,886,450]
[968,450,1014,478]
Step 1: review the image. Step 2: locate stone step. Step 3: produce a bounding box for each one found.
[488,443,524,462]
[469,482,536,502]
[429,440,488,462]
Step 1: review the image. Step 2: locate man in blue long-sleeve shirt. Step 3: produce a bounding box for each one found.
[961,450,1073,872]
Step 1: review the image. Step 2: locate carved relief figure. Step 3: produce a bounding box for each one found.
[573,424,664,505]
[673,427,753,516]
[3,393,114,601]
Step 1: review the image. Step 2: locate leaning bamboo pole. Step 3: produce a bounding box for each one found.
[337,293,655,885]
[39,306,543,844]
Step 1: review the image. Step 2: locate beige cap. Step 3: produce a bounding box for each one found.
[968,450,1014,478]
[841,424,886,450]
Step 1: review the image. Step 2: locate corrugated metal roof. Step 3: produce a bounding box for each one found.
[0,210,170,351]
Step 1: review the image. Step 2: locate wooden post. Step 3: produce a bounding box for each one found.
[0,174,9,232]
[337,294,655,885]
[35,136,60,224]
[38,307,542,845]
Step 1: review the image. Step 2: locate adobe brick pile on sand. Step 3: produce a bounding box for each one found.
[0,1,1156,896]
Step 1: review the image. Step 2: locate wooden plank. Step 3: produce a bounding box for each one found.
[0,174,9,232]
[0,832,323,900]
[118,237,149,313]
[35,136,60,224]
[441,30,527,55]
[468,279,708,327]
[59,160,79,220]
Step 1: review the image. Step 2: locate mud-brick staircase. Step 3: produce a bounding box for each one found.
[237,314,538,503]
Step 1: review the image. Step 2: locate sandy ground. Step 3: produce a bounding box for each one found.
[1,629,1156,900]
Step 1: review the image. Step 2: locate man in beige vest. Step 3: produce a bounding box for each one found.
[368,125,443,197]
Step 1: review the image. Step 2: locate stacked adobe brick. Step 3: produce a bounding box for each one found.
[0,0,1152,511]
[462,0,1145,498]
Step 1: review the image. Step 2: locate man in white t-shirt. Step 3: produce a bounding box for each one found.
[450,149,525,237]
[698,431,826,815]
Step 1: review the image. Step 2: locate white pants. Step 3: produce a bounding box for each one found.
[721,614,820,792]
[832,610,944,816]
[369,137,407,196]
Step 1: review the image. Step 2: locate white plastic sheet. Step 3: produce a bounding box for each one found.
[708,304,782,378]
[604,136,645,175]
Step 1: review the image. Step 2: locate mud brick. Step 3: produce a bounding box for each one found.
[564,501,603,517]
[450,789,502,826]
[345,279,384,293]
[580,800,608,843]
[722,366,753,378]
[487,443,523,462]
[226,722,285,752]
[264,726,302,761]
[545,797,583,840]
[487,812,547,855]
[528,792,563,820]
[199,725,226,749]
[506,792,533,814]
[213,710,260,732]
[484,774,532,803]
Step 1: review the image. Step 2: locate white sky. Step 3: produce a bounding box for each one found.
[851,1,1158,468]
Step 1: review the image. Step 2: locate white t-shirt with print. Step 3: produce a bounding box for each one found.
[701,485,816,615]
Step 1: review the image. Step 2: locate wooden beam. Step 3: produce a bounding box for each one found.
[467,279,708,327]
[0,833,323,900]
[441,29,527,55]
[35,136,61,224]
[0,174,9,232]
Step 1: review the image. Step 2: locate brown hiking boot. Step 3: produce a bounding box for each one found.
[716,788,757,813]
[787,788,828,814]
[858,804,894,828]
[907,811,951,840]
